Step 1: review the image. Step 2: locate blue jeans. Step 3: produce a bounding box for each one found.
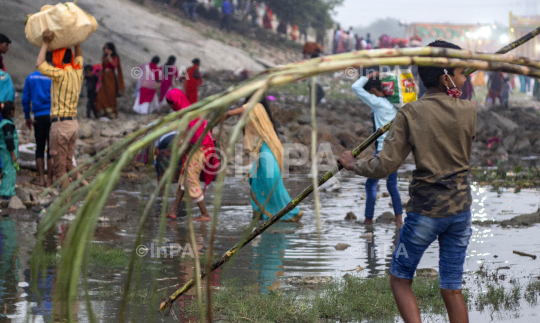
[391,210,472,290]
[364,151,402,219]
[184,2,198,22]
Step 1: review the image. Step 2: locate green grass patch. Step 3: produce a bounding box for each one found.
[524,279,540,305]
[476,282,521,312]
[89,245,129,268]
[44,245,129,269]
[182,275,449,322]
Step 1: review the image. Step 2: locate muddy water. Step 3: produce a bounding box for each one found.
[1,168,540,322]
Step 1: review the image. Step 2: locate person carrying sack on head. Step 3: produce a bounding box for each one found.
[36,29,84,212]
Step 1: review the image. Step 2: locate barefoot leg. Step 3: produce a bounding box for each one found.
[193,200,211,221]
[395,214,403,227]
[46,158,54,187]
[167,186,184,219]
[36,158,46,187]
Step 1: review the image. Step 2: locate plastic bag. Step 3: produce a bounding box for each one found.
[25,3,98,51]
[381,66,418,108]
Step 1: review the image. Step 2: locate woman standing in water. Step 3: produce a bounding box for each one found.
[224,96,303,222]
[95,42,124,119]
[165,89,218,221]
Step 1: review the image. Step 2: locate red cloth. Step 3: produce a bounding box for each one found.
[139,87,157,104]
[167,88,191,112]
[185,65,202,104]
[166,88,219,186]
[149,62,160,80]
[104,57,118,70]
[263,7,273,30]
[52,48,81,70]
[159,65,179,102]
[139,62,161,104]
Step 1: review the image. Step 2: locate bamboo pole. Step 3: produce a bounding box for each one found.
[159,121,393,311]
[310,77,322,234]
[465,25,540,76]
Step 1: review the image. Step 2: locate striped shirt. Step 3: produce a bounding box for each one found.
[37,57,84,118]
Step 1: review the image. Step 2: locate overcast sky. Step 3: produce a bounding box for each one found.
[334,0,539,28]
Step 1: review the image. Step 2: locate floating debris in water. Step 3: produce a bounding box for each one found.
[342,265,363,272]
[513,250,537,259]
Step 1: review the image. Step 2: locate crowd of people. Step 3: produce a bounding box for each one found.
[132,56,203,114]
[0,16,533,321]
[183,0,309,42]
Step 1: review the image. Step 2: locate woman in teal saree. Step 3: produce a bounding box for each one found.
[225,97,303,222]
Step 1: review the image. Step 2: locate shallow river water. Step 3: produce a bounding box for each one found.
[1,166,540,322]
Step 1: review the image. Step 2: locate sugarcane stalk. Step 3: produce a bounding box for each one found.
[159,121,393,311]
[264,46,540,77]
[464,25,540,76]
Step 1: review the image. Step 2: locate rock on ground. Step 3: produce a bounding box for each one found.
[335,243,351,251]
[79,123,93,139]
[501,208,540,227]
[101,128,123,138]
[344,212,357,220]
[320,177,341,192]
[293,125,313,146]
[337,130,359,149]
[416,268,439,278]
[490,112,519,132]
[376,212,396,223]
[8,196,26,210]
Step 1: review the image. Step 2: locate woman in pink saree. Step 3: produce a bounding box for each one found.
[165,89,219,221]
[133,56,161,114]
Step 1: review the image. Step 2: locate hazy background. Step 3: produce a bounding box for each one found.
[333,0,539,49]
[334,0,538,29]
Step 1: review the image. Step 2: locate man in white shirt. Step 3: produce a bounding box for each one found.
[351,71,403,226]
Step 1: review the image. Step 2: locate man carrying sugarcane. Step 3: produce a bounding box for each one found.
[338,40,474,323]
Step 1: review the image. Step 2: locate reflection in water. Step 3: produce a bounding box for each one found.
[23,269,54,321]
[21,224,62,322]
[363,225,377,277]
[251,226,292,292]
[0,175,537,322]
[0,216,19,318]
[386,229,400,272]
[360,224,401,277]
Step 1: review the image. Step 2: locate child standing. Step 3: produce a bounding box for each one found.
[0,102,19,200]
[339,40,475,323]
[351,71,402,226]
[84,65,99,118]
